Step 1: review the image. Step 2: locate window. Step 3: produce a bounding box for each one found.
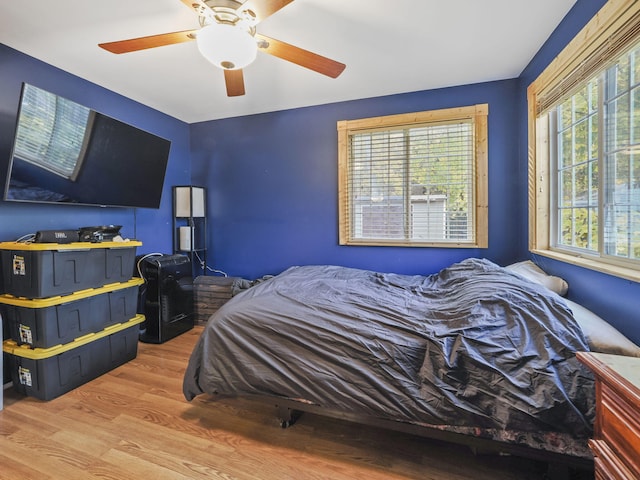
[338,105,488,247]
[13,84,92,180]
[528,0,640,280]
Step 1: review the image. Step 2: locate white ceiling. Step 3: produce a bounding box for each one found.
[0,0,577,124]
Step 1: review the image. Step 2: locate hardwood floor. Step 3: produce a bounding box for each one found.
[1,326,579,479]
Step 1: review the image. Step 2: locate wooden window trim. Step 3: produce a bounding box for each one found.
[527,0,640,282]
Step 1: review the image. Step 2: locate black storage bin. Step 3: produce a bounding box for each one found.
[0,241,141,298]
[0,278,143,349]
[2,315,143,400]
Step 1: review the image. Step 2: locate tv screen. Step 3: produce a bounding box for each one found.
[4,83,171,208]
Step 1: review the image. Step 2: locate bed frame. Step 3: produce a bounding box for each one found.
[195,273,595,479]
[260,396,594,479]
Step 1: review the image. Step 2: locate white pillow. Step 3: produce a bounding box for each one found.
[505,260,569,296]
[564,299,640,357]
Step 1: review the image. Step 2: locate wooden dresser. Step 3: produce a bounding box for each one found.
[577,352,640,479]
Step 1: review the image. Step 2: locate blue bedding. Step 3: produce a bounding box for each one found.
[183,258,595,439]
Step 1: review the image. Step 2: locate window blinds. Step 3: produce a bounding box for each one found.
[533,0,640,115]
[13,84,91,179]
[346,120,475,243]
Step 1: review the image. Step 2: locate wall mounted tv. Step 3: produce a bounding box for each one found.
[4,83,171,208]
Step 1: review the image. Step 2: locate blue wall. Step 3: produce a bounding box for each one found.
[191,80,521,279]
[0,43,191,256]
[1,0,637,345]
[190,0,639,345]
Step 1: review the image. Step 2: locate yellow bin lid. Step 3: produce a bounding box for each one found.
[0,240,142,251]
[2,315,145,360]
[0,277,144,308]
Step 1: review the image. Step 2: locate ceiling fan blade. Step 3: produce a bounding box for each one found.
[240,0,294,24]
[224,69,246,96]
[179,0,214,17]
[99,29,197,54]
[255,33,345,78]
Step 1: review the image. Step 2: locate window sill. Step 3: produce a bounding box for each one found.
[531,249,640,283]
[343,240,484,248]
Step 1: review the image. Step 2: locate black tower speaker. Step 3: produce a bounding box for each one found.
[137,254,194,344]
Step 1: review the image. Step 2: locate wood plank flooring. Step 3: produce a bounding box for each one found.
[0,326,583,479]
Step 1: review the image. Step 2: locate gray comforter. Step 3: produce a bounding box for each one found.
[183,258,595,437]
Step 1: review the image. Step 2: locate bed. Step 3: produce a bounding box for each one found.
[183,258,640,469]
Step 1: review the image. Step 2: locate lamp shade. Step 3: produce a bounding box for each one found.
[196,23,257,70]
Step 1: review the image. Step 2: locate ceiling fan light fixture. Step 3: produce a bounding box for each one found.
[196,22,257,70]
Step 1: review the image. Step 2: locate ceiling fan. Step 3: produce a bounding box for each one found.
[98,0,346,97]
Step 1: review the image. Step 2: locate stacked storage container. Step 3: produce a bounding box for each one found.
[193,275,240,325]
[0,240,144,400]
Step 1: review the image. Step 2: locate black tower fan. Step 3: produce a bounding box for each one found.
[137,254,194,343]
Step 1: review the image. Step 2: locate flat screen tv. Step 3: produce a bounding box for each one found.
[4,83,171,208]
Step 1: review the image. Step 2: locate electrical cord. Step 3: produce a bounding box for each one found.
[193,250,227,277]
[15,233,36,243]
[135,252,164,281]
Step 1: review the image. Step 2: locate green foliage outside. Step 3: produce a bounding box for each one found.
[555,45,640,260]
[352,122,473,240]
